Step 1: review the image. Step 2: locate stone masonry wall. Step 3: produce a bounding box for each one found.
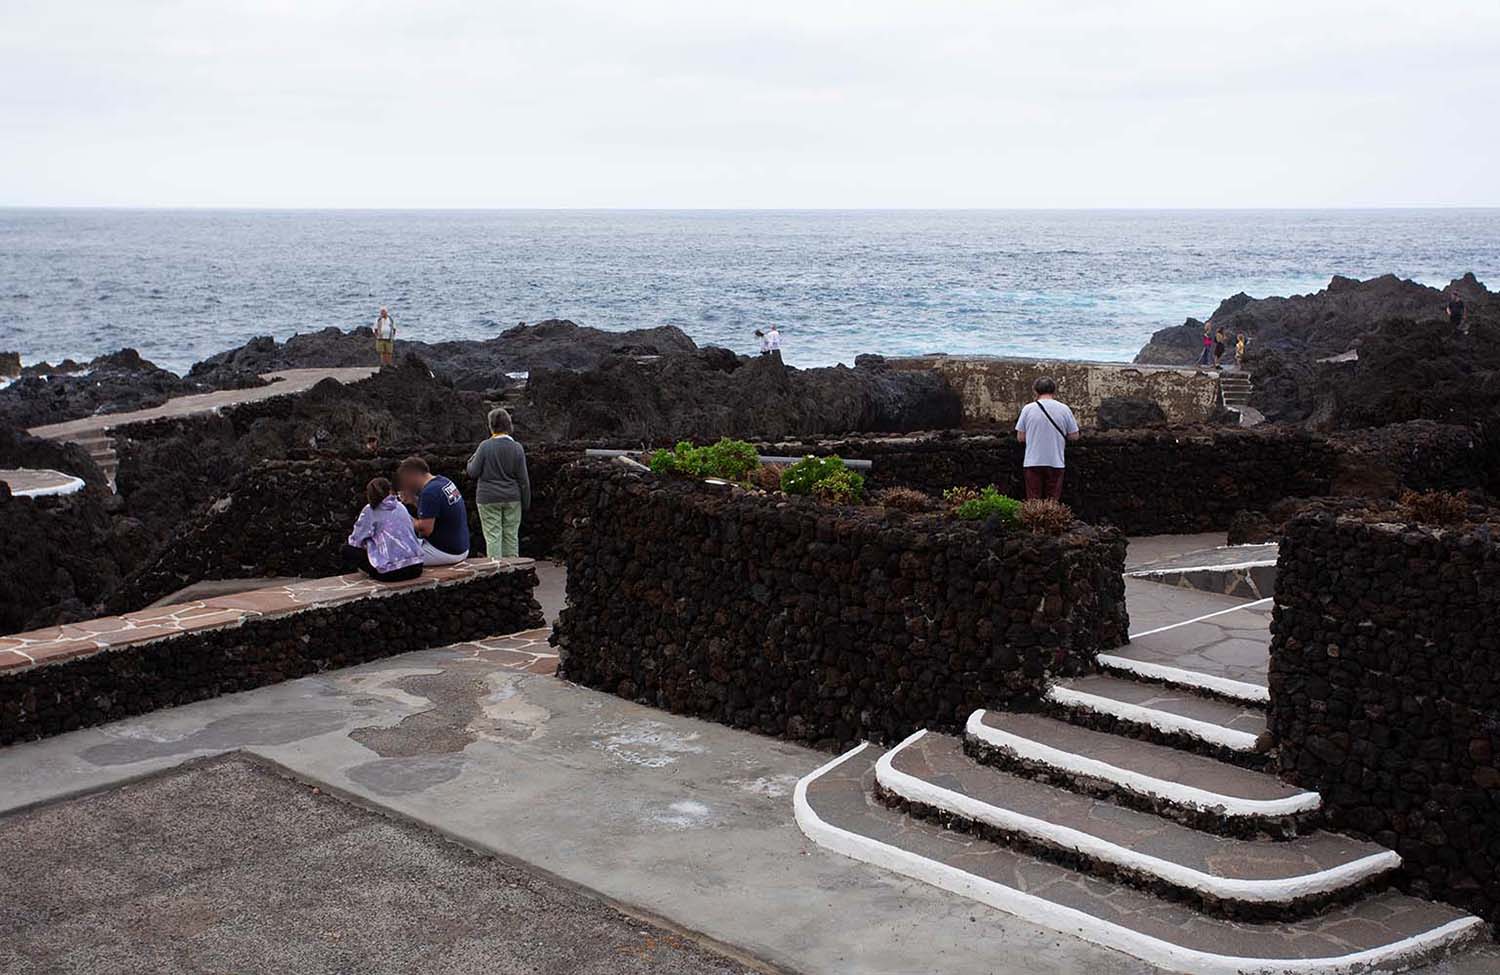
[881,356,1221,427]
[111,443,581,612]
[552,462,1128,750]
[1269,512,1500,925]
[1,565,543,746]
[768,428,1340,536]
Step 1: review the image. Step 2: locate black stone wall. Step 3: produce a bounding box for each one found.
[1,567,543,747]
[552,462,1128,750]
[111,443,582,612]
[1270,512,1500,926]
[765,427,1341,536]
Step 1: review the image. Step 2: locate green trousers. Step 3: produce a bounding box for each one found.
[478,501,523,558]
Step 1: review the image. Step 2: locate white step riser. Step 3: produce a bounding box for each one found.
[876,731,1400,908]
[1044,685,1264,754]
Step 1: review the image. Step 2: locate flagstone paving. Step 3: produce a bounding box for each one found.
[0,558,536,673]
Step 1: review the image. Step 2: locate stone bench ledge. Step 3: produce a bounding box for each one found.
[0,557,535,674]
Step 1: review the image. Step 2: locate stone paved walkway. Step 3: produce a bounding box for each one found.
[0,468,85,497]
[27,366,378,441]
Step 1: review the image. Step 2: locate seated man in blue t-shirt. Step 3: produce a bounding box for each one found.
[396,456,470,566]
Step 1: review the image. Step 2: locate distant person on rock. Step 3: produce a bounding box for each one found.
[374,307,397,366]
[341,477,425,582]
[467,407,531,559]
[1197,323,1214,368]
[1015,376,1080,501]
[755,329,770,355]
[1447,290,1466,331]
[766,325,783,355]
[1213,328,1228,369]
[1234,333,1248,371]
[396,456,470,566]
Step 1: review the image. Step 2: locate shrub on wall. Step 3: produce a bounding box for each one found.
[649,438,762,481]
[1020,499,1075,535]
[954,486,1021,524]
[780,455,864,499]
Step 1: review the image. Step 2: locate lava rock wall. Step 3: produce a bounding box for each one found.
[1269,512,1500,925]
[552,463,1128,750]
[1,567,543,746]
[767,427,1341,536]
[112,443,582,612]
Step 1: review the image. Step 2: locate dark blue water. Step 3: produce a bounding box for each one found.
[2,208,1496,374]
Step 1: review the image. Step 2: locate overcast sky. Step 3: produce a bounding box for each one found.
[2,0,1496,208]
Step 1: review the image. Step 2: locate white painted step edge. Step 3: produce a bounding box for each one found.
[795,744,1484,975]
[964,710,1321,819]
[1046,684,1264,753]
[1125,559,1278,576]
[1096,654,1271,705]
[875,730,1399,905]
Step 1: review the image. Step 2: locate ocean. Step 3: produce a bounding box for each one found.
[2,208,1497,374]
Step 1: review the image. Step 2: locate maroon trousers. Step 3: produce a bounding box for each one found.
[1023,466,1065,501]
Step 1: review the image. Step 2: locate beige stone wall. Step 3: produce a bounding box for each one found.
[884,355,1220,428]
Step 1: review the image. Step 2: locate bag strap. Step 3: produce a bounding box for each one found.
[1034,399,1068,439]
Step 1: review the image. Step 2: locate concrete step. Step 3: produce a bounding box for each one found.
[1095,652,1269,706]
[797,744,1485,975]
[965,710,1318,836]
[1044,674,1270,766]
[875,730,1400,918]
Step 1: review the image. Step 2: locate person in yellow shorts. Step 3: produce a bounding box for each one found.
[374,307,396,366]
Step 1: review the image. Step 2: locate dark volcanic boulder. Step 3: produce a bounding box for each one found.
[516,351,962,443]
[0,348,210,430]
[1095,396,1167,430]
[0,427,108,490]
[1133,318,1210,366]
[113,357,490,537]
[188,319,701,394]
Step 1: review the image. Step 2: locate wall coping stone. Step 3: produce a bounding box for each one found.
[0,557,535,674]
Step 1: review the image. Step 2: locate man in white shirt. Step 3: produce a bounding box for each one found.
[374,307,397,366]
[1014,376,1080,500]
[766,325,782,354]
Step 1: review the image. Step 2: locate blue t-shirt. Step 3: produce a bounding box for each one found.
[417,475,469,556]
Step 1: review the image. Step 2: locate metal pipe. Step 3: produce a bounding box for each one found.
[584,448,872,471]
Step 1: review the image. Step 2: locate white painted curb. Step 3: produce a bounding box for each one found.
[1045,684,1263,753]
[1096,654,1270,705]
[874,730,1399,905]
[964,710,1322,819]
[794,743,1484,975]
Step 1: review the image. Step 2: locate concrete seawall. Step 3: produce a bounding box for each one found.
[885,355,1220,428]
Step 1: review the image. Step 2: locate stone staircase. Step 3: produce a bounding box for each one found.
[796,659,1488,972]
[1219,372,1263,428]
[73,432,118,487]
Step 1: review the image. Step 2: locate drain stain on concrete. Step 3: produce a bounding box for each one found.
[343,755,466,796]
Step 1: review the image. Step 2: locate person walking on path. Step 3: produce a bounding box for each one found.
[467,407,531,559]
[1197,323,1214,368]
[374,307,397,366]
[1447,290,1467,331]
[1015,376,1079,501]
[397,456,470,566]
[341,477,425,582]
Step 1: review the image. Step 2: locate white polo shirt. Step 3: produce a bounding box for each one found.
[1015,399,1079,468]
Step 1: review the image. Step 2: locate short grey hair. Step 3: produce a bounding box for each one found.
[1033,376,1057,396]
[488,407,513,434]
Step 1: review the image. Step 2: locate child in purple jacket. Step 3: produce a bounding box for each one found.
[341,477,425,582]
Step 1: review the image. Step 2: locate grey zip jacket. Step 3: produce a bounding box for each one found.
[466,434,532,508]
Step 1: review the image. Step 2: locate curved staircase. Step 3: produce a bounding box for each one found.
[796,657,1488,973]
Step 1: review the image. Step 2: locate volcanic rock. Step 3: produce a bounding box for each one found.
[1095,396,1168,430]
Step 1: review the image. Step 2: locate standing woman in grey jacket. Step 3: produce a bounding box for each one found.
[467,408,532,558]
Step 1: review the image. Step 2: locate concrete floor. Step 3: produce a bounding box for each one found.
[1,560,1494,975]
[0,755,757,975]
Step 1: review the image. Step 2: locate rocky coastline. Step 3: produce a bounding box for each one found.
[4,271,1499,629]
